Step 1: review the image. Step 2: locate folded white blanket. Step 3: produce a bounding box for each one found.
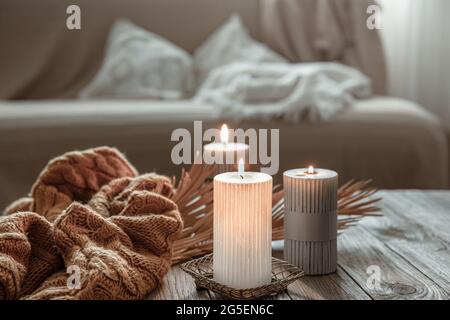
[194,62,372,122]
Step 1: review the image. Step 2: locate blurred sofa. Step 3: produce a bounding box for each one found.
[0,0,448,209]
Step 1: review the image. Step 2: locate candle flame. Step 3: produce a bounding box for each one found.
[221,124,229,144]
[238,158,245,178]
[307,166,315,174]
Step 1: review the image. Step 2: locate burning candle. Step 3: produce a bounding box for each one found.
[213,160,272,288]
[203,124,249,174]
[283,166,338,275]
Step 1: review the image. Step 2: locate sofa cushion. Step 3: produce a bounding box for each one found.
[79,19,195,99]
[193,14,287,84]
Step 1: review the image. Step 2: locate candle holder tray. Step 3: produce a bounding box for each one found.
[180,253,304,299]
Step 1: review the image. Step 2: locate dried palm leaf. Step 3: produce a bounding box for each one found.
[171,164,215,264]
[171,166,382,264]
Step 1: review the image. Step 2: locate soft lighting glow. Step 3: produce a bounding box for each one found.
[307,166,315,174]
[238,158,245,177]
[214,171,272,288]
[220,124,229,144]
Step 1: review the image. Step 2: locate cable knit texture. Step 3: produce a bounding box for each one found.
[0,147,182,300]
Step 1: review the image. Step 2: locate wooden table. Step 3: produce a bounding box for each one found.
[148,190,450,300]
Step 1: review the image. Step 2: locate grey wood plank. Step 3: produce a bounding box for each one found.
[358,190,450,294]
[384,240,450,293]
[147,265,211,300]
[286,266,371,300]
[338,226,448,300]
[273,241,370,300]
[377,191,450,243]
[149,190,450,300]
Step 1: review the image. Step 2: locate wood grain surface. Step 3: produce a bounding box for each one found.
[149,190,450,300]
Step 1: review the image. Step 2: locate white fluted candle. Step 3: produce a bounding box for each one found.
[283,166,338,275]
[213,160,272,288]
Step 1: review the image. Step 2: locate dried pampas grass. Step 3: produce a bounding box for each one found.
[170,165,381,264]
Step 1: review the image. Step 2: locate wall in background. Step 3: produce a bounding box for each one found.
[380,0,450,129]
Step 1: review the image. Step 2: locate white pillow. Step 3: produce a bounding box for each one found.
[79,19,194,99]
[194,14,287,84]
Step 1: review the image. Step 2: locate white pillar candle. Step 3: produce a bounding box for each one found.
[213,161,272,289]
[283,166,338,275]
[204,124,249,174]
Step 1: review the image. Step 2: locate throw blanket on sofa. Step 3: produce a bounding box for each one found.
[0,147,182,300]
[260,0,387,95]
[195,62,371,122]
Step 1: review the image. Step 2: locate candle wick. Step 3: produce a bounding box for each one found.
[237,157,245,178]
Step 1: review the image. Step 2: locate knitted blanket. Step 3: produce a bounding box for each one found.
[0,147,183,300]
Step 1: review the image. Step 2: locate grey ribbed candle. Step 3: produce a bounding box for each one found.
[283,168,338,275]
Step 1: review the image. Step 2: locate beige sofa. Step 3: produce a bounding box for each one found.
[0,0,448,209]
